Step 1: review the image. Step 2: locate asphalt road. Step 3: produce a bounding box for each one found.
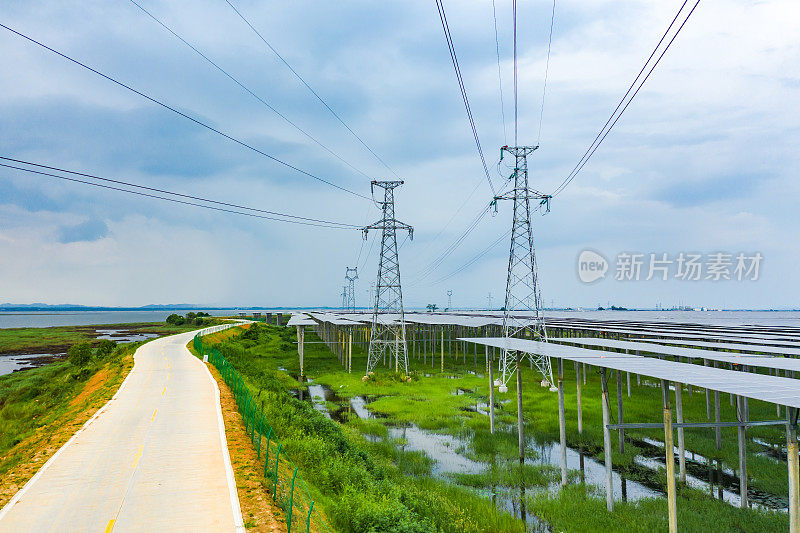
[0,329,244,532]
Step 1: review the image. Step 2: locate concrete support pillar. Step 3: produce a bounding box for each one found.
[440,328,445,372]
[517,362,525,466]
[601,368,613,512]
[676,383,686,484]
[704,359,711,419]
[576,361,583,434]
[787,407,799,533]
[715,389,722,450]
[617,369,624,454]
[297,325,305,377]
[558,358,567,486]
[489,350,495,434]
[737,395,748,508]
[626,371,631,397]
[663,379,678,533]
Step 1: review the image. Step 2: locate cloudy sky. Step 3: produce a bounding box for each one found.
[1,0,798,309]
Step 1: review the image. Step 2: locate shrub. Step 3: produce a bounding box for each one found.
[166,314,185,326]
[67,342,93,366]
[96,339,117,358]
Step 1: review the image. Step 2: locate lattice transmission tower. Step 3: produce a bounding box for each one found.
[493,145,555,392]
[362,181,413,375]
[341,286,348,309]
[344,267,358,312]
[446,290,453,311]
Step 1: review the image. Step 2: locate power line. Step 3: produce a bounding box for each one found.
[491,0,508,146]
[551,0,699,197]
[513,0,518,145]
[128,0,372,181]
[407,202,491,285]
[223,0,399,179]
[412,172,484,261]
[536,0,556,146]
[0,23,370,201]
[1,158,358,229]
[434,0,497,196]
[430,227,512,286]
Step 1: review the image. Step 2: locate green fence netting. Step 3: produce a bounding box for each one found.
[194,331,331,533]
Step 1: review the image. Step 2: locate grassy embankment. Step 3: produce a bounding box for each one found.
[202,323,789,532]
[0,341,136,507]
[193,324,526,533]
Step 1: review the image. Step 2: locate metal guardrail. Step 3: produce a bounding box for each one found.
[193,329,330,533]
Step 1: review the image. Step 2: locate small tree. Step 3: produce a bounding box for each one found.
[68,342,93,366]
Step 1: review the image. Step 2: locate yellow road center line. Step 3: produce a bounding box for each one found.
[104,519,115,533]
[162,386,167,396]
[133,445,143,468]
[151,409,157,421]
[167,373,170,380]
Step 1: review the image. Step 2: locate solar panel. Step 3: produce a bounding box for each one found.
[554,337,800,373]
[459,337,800,408]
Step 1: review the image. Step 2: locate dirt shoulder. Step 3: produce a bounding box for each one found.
[207,363,285,532]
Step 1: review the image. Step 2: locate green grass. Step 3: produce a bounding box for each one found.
[0,342,137,474]
[529,484,787,532]
[201,323,792,532]
[201,323,527,533]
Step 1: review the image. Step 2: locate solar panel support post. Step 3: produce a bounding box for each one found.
[787,407,799,533]
[715,361,722,449]
[737,395,749,508]
[601,368,613,512]
[676,383,686,484]
[704,359,712,419]
[489,347,495,434]
[558,357,567,486]
[516,361,525,466]
[297,325,305,377]
[617,370,624,454]
[440,328,444,373]
[662,380,678,533]
[575,361,583,434]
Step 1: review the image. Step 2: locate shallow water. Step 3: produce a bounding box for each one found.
[0,353,65,377]
[389,425,484,475]
[95,329,159,343]
[636,437,787,510]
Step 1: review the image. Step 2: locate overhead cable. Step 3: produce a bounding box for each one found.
[223,0,400,179]
[551,0,700,197]
[434,0,497,196]
[0,23,370,200]
[1,158,358,229]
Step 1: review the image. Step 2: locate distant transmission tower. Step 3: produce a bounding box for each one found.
[362,181,413,375]
[487,292,493,310]
[493,145,555,392]
[446,290,453,311]
[341,285,348,309]
[344,267,358,312]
